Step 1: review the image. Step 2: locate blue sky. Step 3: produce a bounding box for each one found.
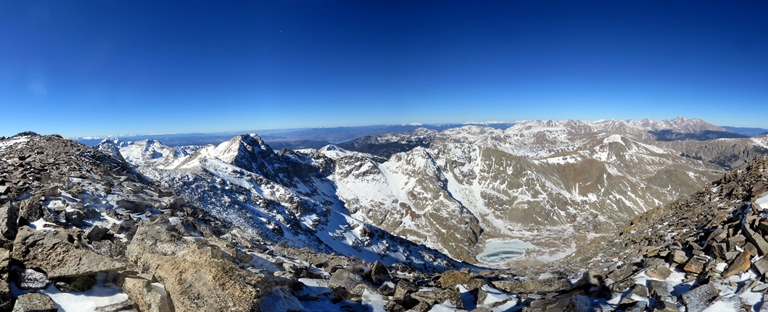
[1,1,767,137]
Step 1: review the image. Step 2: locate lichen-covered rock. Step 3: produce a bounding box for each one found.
[11,226,125,279]
[682,283,719,312]
[127,222,277,312]
[12,293,57,312]
[121,277,172,312]
[329,268,364,293]
[0,202,17,242]
[13,268,50,290]
[438,270,471,289]
[722,250,750,278]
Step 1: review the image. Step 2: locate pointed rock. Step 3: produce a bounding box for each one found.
[0,202,18,241]
[370,261,390,285]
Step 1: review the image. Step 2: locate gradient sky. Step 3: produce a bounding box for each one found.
[1,1,767,137]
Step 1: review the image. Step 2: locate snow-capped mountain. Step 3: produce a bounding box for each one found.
[100,134,463,270]
[98,118,768,266]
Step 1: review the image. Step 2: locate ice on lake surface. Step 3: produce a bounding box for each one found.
[476,239,535,264]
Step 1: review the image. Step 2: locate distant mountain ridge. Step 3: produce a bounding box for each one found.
[73,116,760,149]
[722,125,768,136]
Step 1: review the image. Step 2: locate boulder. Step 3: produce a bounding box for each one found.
[13,268,50,290]
[722,250,750,278]
[0,202,18,241]
[438,270,472,289]
[683,255,707,274]
[16,197,42,226]
[12,293,57,312]
[12,226,125,279]
[682,283,720,312]
[369,261,390,285]
[63,210,85,227]
[116,199,148,213]
[645,265,672,280]
[85,225,110,242]
[647,280,670,298]
[126,223,277,312]
[393,280,418,301]
[744,227,768,256]
[329,269,364,294]
[410,288,463,309]
[121,277,173,312]
[754,257,768,275]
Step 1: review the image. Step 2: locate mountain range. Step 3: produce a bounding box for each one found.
[96,117,768,265]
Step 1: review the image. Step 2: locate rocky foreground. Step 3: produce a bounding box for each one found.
[1,132,768,311]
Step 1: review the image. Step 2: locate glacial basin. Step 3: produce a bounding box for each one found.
[476,240,535,265]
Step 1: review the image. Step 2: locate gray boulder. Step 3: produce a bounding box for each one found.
[682,283,720,312]
[0,202,17,241]
[12,293,57,312]
[126,222,279,312]
[329,269,364,293]
[121,277,172,312]
[12,226,125,279]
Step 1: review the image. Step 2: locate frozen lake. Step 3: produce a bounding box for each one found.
[476,239,535,265]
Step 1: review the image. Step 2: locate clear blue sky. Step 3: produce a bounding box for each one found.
[1,1,767,137]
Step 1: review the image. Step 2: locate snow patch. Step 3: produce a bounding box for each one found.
[603,134,625,145]
[755,193,768,210]
[12,274,132,312]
